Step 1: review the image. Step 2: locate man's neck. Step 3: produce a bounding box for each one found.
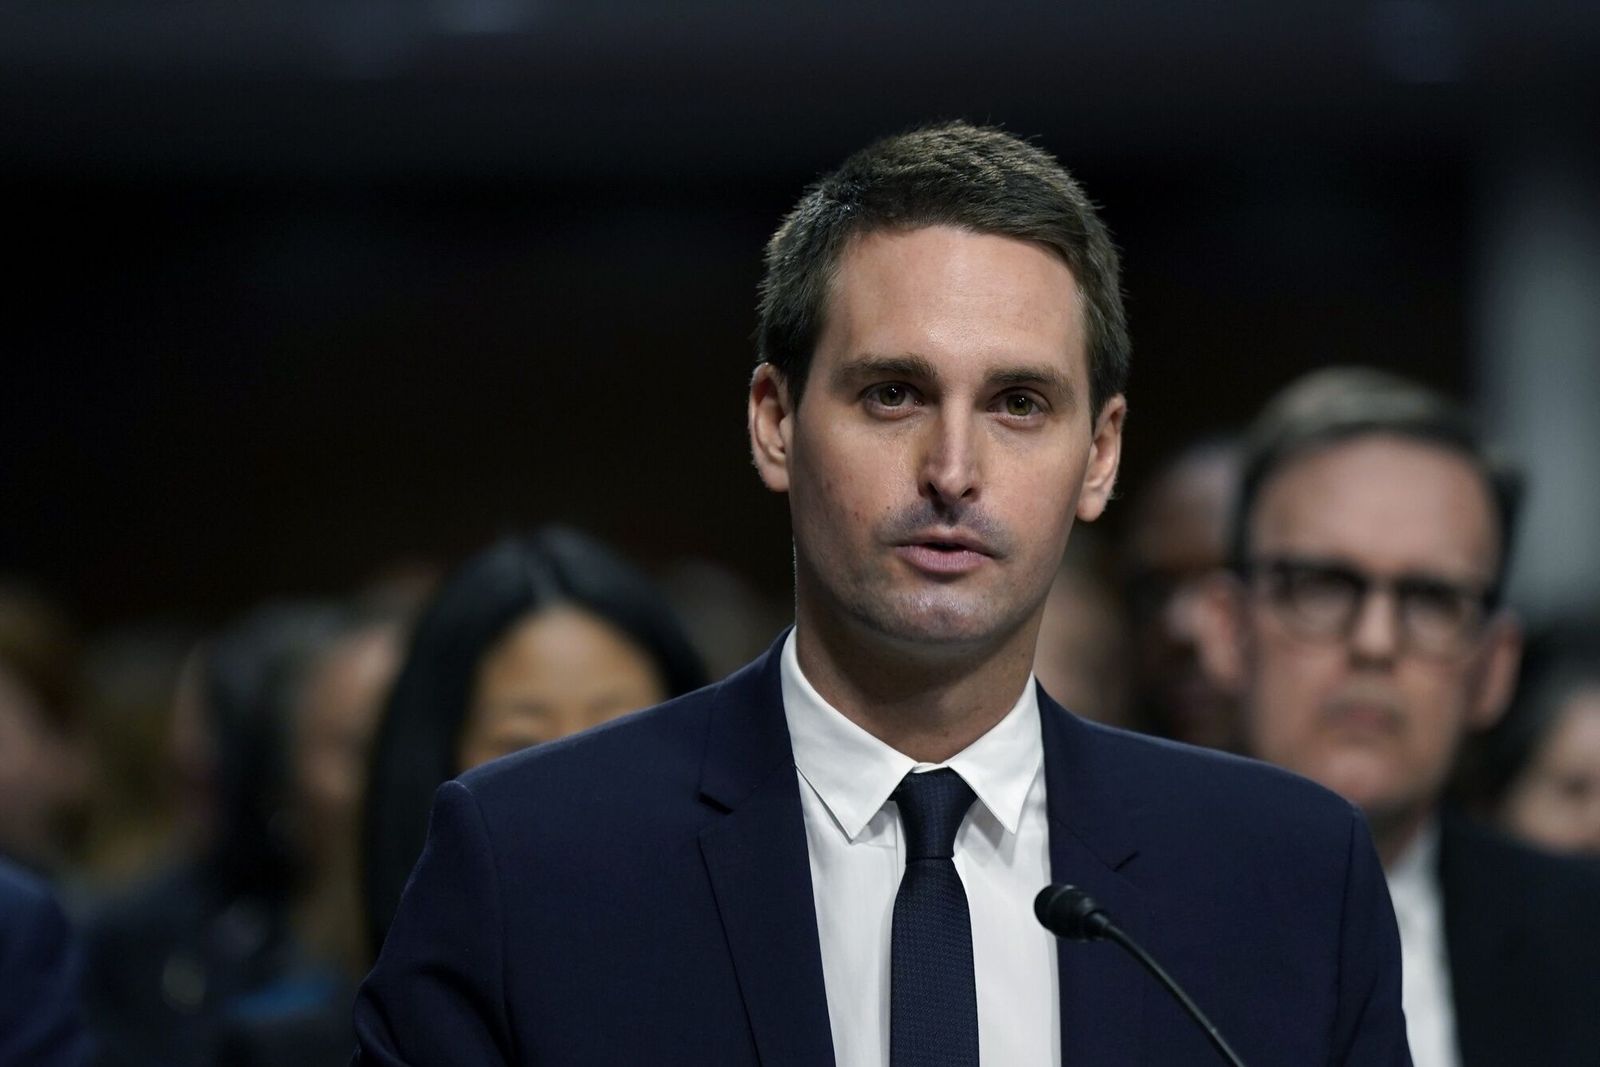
[792,613,1038,764]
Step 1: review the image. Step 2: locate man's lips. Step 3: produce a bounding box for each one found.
[1321,699,1403,737]
[901,530,994,554]
[893,533,995,577]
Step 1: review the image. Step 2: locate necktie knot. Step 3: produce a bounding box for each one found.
[894,768,976,861]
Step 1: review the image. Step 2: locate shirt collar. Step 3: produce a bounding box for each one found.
[780,629,1043,842]
[1386,817,1442,904]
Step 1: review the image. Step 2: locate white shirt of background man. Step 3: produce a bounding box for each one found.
[1387,821,1462,1067]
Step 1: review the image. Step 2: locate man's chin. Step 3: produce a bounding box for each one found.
[1303,757,1415,822]
[852,600,1014,653]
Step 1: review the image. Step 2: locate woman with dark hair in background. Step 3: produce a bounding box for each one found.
[1460,620,1600,859]
[362,527,708,962]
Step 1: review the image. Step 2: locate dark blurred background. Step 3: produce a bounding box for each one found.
[5,0,1598,627]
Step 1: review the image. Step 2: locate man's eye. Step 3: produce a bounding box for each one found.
[869,383,912,408]
[1002,393,1039,417]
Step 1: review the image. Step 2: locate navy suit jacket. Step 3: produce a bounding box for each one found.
[355,636,1410,1065]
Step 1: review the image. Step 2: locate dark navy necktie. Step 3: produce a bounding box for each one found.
[890,768,980,1067]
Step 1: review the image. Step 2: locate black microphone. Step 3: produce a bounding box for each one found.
[1034,884,1249,1067]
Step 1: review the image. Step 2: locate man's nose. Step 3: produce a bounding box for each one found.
[920,412,979,506]
[1163,582,1207,646]
[1347,588,1402,664]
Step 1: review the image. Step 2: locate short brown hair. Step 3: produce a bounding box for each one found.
[1230,367,1524,601]
[756,121,1129,417]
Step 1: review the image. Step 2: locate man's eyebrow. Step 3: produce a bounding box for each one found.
[830,353,940,386]
[988,364,1074,398]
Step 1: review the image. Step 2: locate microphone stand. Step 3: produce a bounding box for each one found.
[1035,884,1248,1067]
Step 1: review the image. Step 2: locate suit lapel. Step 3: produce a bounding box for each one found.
[1040,690,1150,1065]
[697,636,836,1067]
[694,649,1154,1065]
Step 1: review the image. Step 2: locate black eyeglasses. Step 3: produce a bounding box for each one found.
[1244,556,1496,658]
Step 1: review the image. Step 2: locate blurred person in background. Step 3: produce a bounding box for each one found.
[1455,620,1600,858]
[0,580,89,880]
[284,612,406,983]
[361,526,707,961]
[214,604,409,1067]
[74,626,197,890]
[1120,438,1242,749]
[1032,529,1131,726]
[1,854,93,1065]
[1196,367,1600,1067]
[82,602,345,1067]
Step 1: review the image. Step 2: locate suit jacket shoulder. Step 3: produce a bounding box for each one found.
[355,644,833,1067]
[1037,702,1409,1066]
[1063,710,1363,834]
[460,675,723,844]
[1041,703,1382,917]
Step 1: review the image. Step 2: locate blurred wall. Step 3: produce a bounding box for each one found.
[4,2,1596,626]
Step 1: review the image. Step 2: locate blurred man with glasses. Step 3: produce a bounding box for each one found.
[1197,366,1600,1067]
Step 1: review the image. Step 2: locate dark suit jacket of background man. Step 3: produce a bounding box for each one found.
[1440,813,1600,1067]
[0,857,93,1066]
[354,633,1411,1066]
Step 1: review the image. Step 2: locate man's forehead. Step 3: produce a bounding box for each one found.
[818,225,1088,383]
[1250,434,1501,573]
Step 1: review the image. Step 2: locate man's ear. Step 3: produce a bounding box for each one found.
[748,363,794,494]
[1193,570,1251,695]
[1469,611,1523,731]
[1075,395,1126,523]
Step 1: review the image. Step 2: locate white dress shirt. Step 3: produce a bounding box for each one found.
[1386,821,1461,1067]
[780,631,1061,1067]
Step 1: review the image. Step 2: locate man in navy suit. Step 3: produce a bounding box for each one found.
[355,123,1411,1065]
